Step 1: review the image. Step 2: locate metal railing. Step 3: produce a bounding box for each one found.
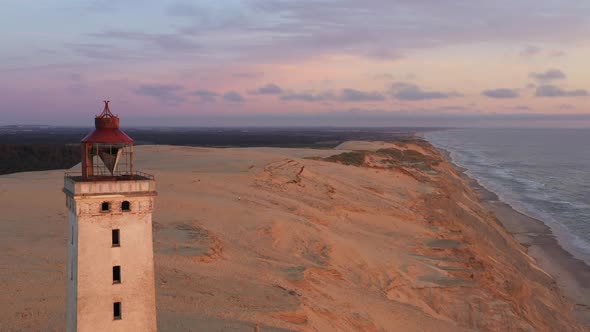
[64,171,155,181]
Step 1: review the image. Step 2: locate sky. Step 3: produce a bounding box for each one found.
[1,0,590,127]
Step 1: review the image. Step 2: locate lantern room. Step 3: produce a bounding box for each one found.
[81,101,134,179]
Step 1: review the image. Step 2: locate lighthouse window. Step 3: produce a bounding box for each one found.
[113,302,121,320]
[112,229,120,247]
[121,201,130,212]
[113,266,121,284]
[101,202,110,212]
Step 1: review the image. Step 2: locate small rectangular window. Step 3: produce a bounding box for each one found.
[113,266,121,284]
[113,302,121,320]
[101,202,110,212]
[112,229,120,247]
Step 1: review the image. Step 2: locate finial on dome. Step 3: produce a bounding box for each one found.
[98,100,116,119]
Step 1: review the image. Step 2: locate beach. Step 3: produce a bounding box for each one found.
[0,141,587,331]
[427,132,590,325]
[465,171,590,324]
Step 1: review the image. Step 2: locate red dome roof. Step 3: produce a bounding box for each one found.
[81,101,134,144]
[81,128,133,143]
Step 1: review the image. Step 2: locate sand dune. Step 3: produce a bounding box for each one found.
[0,142,585,331]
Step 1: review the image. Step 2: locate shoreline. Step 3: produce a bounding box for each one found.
[434,145,590,324]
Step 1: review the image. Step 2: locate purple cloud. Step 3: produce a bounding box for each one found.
[559,104,575,110]
[249,83,283,95]
[535,85,589,97]
[339,88,385,102]
[363,49,404,61]
[57,0,590,67]
[482,88,520,99]
[232,72,264,79]
[192,89,219,102]
[88,30,200,53]
[520,45,541,57]
[390,83,461,101]
[514,105,531,110]
[223,91,245,102]
[530,69,566,82]
[135,84,185,104]
[280,89,385,102]
[281,92,331,102]
[550,50,567,58]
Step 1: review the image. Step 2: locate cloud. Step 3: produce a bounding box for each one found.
[135,84,185,103]
[192,89,218,102]
[514,105,531,110]
[68,43,137,60]
[339,88,385,102]
[69,73,82,81]
[280,92,331,102]
[520,45,541,57]
[390,83,461,101]
[535,85,589,97]
[280,88,384,102]
[249,83,283,95]
[232,72,264,79]
[62,1,590,66]
[558,104,575,110]
[88,30,200,52]
[529,69,566,82]
[372,73,416,81]
[363,49,404,61]
[437,105,468,111]
[550,50,567,58]
[223,91,245,102]
[482,88,520,99]
[169,1,590,64]
[372,73,394,80]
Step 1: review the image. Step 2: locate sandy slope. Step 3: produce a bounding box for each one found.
[0,142,585,331]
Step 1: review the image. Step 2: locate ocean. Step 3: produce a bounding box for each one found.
[425,128,590,266]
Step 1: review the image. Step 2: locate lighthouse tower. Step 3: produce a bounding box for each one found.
[64,102,157,332]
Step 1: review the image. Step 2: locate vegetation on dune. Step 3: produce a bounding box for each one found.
[320,143,442,176]
[376,148,441,172]
[324,151,367,166]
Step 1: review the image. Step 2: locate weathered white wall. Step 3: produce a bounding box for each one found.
[66,207,78,332]
[65,180,157,332]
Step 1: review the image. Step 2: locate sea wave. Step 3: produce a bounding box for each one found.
[425,129,590,266]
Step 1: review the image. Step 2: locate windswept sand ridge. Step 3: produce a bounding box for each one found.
[0,142,586,331]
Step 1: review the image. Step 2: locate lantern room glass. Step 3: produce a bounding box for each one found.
[85,142,134,178]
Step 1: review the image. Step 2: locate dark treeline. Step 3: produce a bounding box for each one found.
[0,144,81,175]
[0,126,436,175]
[0,127,427,147]
[124,127,423,148]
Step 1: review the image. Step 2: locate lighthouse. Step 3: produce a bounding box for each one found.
[64,101,157,331]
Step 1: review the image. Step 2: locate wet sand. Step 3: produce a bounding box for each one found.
[445,152,590,325]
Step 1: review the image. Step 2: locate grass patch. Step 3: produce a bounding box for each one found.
[324,151,367,166]
[376,148,441,173]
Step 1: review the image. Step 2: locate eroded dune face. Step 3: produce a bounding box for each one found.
[0,142,584,331]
